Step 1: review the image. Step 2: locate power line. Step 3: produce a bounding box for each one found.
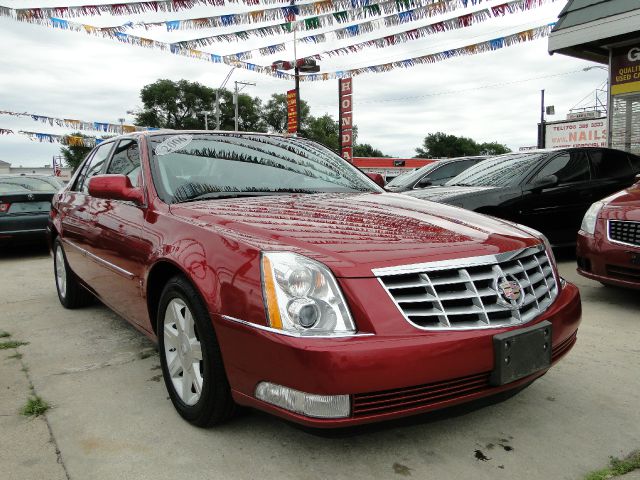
[314,68,596,107]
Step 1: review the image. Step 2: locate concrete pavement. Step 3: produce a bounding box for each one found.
[0,246,638,480]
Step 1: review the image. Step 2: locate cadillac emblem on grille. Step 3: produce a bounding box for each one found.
[495,275,525,309]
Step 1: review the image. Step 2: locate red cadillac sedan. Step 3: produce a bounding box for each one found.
[577,178,640,289]
[48,131,581,428]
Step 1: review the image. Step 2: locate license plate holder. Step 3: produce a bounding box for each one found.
[490,321,552,386]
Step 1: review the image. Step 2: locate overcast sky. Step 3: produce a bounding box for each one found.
[0,0,608,167]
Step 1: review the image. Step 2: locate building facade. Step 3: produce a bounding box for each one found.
[549,0,640,155]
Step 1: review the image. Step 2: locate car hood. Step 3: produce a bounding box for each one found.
[600,182,640,222]
[170,193,542,277]
[404,185,497,205]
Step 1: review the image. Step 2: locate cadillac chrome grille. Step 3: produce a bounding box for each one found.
[374,245,558,330]
[609,220,640,247]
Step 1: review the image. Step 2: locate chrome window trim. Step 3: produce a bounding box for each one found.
[607,220,640,249]
[62,238,135,279]
[221,315,374,338]
[372,244,557,332]
[372,244,545,277]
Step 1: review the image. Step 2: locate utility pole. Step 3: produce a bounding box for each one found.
[538,89,545,149]
[215,67,236,130]
[199,110,213,130]
[118,117,125,135]
[234,80,256,131]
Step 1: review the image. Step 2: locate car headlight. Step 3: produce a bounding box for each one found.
[261,252,356,336]
[580,201,604,235]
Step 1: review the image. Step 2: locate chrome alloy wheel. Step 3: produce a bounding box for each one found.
[163,298,204,406]
[55,245,67,299]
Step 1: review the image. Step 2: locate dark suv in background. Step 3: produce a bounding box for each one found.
[406,148,640,247]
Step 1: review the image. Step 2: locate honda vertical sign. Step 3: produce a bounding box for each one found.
[287,89,297,133]
[339,78,353,162]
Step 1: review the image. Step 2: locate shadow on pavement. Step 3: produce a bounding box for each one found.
[0,243,50,260]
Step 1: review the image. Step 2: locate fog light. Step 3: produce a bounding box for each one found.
[255,382,350,418]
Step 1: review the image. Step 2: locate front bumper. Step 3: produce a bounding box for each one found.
[214,282,581,428]
[577,227,640,290]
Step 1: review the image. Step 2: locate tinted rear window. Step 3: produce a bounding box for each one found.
[0,176,63,192]
[445,154,545,187]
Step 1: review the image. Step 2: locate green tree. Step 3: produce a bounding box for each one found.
[353,143,387,157]
[415,132,480,158]
[303,114,341,151]
[134,79,266,132]
[59,132,92,171]
[262,93,311,133]
[478,141,511,156]
[135,79,216,129]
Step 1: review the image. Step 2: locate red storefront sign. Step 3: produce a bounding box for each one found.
[339,78,353,162]
[287,89,297,133]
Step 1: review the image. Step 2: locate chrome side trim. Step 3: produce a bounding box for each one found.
[371,244,545,277]
[0,228,46,234]
[607,220,640,249]
[220,315,374,338]
[62,239,135,279]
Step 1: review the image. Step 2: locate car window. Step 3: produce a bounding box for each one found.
[629,153,640,171]
[0,176,62,192]
[75,143,113,193]
[429,160,477,183]
[106,139,141,187]
[446,153,545,187]
[531,152,590,184]
[149,133,380,203]
[590,150,634,179]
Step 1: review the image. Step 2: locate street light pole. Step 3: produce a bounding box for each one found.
[233,81,256,131]
[538,89,545,149]
[199,110,213,130]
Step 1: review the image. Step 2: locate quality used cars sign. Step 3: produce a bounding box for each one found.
[611,44,640,95]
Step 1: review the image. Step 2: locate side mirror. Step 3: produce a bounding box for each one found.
[416,177,433,188]
[88,174,144,204]
[531,174,558,191]
[366,173,386,188]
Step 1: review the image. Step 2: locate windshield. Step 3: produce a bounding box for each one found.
[149,133,381,203]
[445,153,546,187]
[0,176,63,193]
[386,164,436,188]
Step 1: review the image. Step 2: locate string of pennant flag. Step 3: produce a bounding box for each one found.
[298,23,555,81]
[0,109,142,134]
[93,0,477,35]
[222,0,556,61]
[170,0,478,48]
[0,128,101,147]
[36,16,295,80]
[0,0,557,82]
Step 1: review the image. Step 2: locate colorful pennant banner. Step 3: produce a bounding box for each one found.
[225,0,553,61]
[14,130,101,147]
[174,0,476,48]
[297,23,555,81]
[20,15,294,80]
[0,109,141,134]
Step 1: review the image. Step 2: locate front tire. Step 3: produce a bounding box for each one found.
[53,238,93,309]
[157,275,235,427]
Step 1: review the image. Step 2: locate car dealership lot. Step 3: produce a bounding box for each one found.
[1,247,639,480]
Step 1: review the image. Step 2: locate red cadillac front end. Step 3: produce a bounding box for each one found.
[49,131,582,428]
[577,181,640,289]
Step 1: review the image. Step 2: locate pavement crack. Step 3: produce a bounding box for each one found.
[18,356,72,480]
